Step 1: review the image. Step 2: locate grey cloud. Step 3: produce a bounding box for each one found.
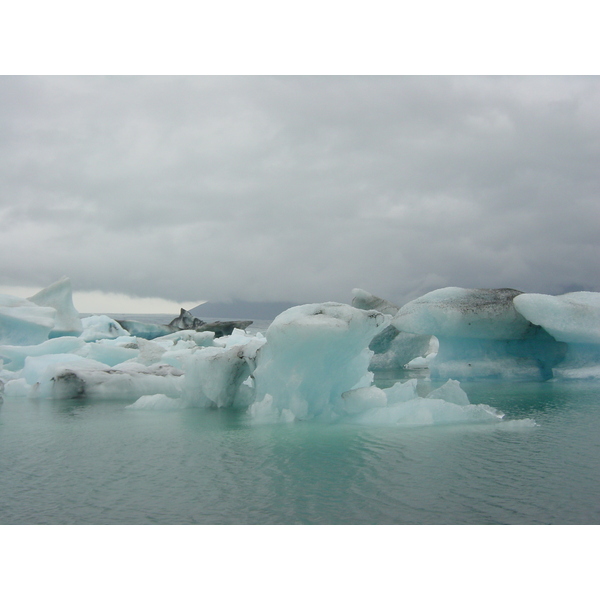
[0,76,598,306]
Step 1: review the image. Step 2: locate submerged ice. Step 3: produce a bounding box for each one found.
[2,277,599,428]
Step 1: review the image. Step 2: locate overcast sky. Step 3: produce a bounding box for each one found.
[0,76,598,311]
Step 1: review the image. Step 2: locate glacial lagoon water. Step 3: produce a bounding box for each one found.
[1,315,600,525]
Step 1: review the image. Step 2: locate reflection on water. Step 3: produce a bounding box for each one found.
[1,379,600,524]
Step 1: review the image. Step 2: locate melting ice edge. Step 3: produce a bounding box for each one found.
[2,278,599,428]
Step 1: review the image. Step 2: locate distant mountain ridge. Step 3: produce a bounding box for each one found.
[190,300,296,320]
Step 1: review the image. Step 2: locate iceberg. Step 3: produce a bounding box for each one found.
[250,302,391,421]
[392,287,567,380]
[0,277,82,346]
[116,319,177,339]
[126,394,190,411]
[116,308,253,341]
[195,320,253,338]
[168,308,206,330]
[513,291,600,379]
[369,329,435,371]
[351,288,433,370]
[342,382,505,427]
[39,358,184,402]
[0,336,86,371]
[27,277,82,337]
[393,287,532,339]
[4,278,582,429]
[351,288,400,316]
[182,334,265,408]
[77,338,140,367]
[513,291,600,345]
[80,315,130,342]
[0,294,56,346]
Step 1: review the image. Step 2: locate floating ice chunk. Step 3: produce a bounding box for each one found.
[77,340,139,366]
[116,319,177,340]
[168,308,205,330]
[369,329,434,370]
[0,294,41,309]
[248,394,296,423]
[251,302,390,421]
[351,289,433,370]
[349,397,504,427]
[19,349,184,401]
[393,287,566,380]
[152,330,216,347]
[160,342,200,370]
[337,379,509,428]
[55,362,183,401]
[393,287,531,339]
[339,386,388,415]
[513,292,600,345]
[22,353,94,386]
[405,353,437,369]
[154,333,219,371]
[27,277,82,337]
[80,315,130,342]
[0,336,85,371]
[196,320,253,338]
[126,394,189,411]
[383,378,419,403]
[129,338,165,366]
[182,336,266,408]
[426,378,470,405]
[217,328,262,349]
[512,292,600,379]
[2,377,32,398]
[0,295,56,345]
[351,288,400,316]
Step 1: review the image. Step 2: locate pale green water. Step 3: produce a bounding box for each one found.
[1,378,600,524]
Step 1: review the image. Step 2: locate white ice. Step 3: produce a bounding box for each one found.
[181,333,266,408]
[11,279,597,428]
[0,336,85,371]
[126,394,189,411]
[250,302,390,422]
[514,291,600,378]
[27,277,82,337]
[513,292,600,345]
[0,277,84,347]
[392,287,566,380]
[79,315,130,342]
[0,295,56,346]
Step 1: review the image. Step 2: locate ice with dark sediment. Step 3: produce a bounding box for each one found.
[351,288,432,371]
[246,302,517,426]
[392,287,568,380]
[80,315,130,342]
[115,319,178,340]
[117,307,253,340]
[2,277,598,427]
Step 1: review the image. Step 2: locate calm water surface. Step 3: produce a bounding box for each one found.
[2,314,600,524]
[2,378,600,525]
